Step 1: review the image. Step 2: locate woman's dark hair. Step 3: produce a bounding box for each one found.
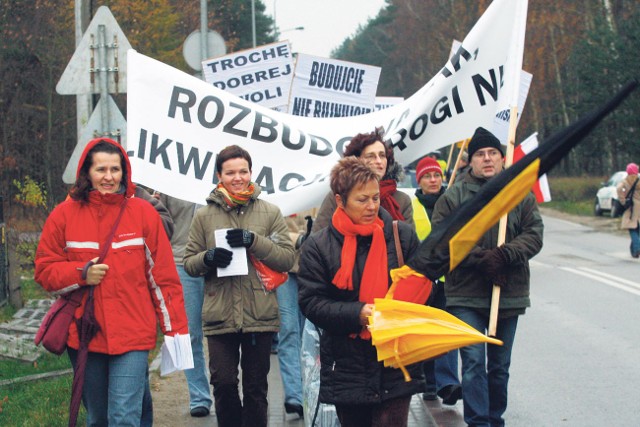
[69,140,127,203]
[330,156,379,203]
[343,128,396,178]
[216,145,252,174]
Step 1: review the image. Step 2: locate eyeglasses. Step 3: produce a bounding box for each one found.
[362,153,386,161]
[472,149,501,159]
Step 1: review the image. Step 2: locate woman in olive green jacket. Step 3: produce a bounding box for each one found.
[184,145,295,427]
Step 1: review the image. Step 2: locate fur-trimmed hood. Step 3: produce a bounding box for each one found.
[383,160,405,183]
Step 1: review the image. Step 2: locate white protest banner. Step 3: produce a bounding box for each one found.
[202,41,294,110]
[375,96,404,111]
[288,54,380,117]
[448,39,532,145]
[491,0,528,143]
[492,70,532,144]
[127,0,526,216]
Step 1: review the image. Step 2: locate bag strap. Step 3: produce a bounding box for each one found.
[392,220,404,267]
[629,177,638,198]
[80,198,129,280]
[99,198,128,262]
[627,178,638,216]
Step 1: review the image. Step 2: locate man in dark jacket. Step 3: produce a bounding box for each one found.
[428,127,543,427]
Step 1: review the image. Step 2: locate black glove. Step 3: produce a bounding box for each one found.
[472,246,509,281]
[204,247,233,268]
[226,228,255,248]
[295,215,314,249]
[492,268,508,288]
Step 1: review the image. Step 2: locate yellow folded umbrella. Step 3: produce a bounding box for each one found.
[368,298,503,381]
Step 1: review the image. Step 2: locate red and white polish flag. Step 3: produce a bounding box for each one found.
[513,132,552,203]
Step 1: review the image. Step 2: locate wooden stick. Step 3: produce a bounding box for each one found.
[488,105,518,337]
[444,143,455,182]
[448,138,470,186]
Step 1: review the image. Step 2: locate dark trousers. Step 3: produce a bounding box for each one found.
[424,282,444,393]
[207,332,273,427]
[335,396,412,427]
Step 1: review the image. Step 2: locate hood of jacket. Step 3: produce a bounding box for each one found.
[77,137,136,198]
[383,160,405,183]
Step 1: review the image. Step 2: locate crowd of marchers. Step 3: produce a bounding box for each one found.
[34,125,552,427]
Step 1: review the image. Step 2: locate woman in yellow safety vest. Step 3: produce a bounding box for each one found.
[412,157,445,239]
[412,156,463,406]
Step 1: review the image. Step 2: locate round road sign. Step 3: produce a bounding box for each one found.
[183,30,226,71]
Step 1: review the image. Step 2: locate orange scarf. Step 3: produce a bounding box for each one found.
[331,207,389,307]
[216,182,255,208]
[379,179,405,221]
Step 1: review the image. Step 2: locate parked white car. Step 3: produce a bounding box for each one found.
[397,168,417,197]
[594,171,627,217]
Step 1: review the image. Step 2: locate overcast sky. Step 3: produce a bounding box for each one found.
[263,0,387,57]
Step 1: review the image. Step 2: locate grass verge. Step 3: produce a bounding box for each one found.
[0,373,86,426]
[543,200,594,216]
[0,352,72,382]
[545,175,603,216]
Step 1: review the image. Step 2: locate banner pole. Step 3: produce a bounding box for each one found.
[448,138,470,186]
[444,143,455,182]
[488,105,518,337]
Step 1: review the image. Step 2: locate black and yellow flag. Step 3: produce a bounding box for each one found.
[408,80,638,280]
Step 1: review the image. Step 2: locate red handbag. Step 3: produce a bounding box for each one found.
[386,221,433,305]
[249,254,288,292]
[34,290,85,355]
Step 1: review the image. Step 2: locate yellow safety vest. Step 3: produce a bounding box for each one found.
[412,197,445,283]
[412,197,431,241]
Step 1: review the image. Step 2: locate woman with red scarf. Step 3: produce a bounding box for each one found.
[183,145,295,427]
[312,128,414,232]
[298,157,425,427]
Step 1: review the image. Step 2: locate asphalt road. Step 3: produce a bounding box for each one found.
[504,215,640,426]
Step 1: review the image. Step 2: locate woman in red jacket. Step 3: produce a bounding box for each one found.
[35,138,189,426]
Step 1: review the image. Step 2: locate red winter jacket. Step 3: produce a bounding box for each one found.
[34,138,188,354]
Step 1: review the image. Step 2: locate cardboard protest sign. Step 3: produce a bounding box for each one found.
[202,41,294,111]
[288,54,381,117]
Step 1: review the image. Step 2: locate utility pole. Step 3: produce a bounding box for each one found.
[75,0,92,146]
[252,0,257,48]
[200,0,208,62]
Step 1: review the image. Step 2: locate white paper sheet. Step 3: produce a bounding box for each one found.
[214,228,249,277]
[160,333,194,376]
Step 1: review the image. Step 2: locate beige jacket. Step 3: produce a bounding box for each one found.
[285,208,317,273]
[183,186,295,335]
[617,174,640,229]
